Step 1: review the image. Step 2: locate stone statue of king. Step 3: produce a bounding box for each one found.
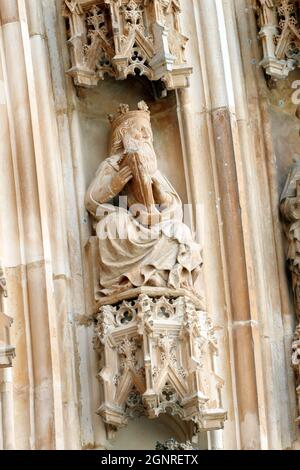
[85,101,203,298]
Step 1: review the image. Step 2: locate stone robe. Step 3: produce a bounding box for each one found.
[85,153,202,296]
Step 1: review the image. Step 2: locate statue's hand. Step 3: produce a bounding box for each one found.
[152,177,172,206]
[110,166,133,195]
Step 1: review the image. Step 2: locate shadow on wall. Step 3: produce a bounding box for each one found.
[110,414,202,450]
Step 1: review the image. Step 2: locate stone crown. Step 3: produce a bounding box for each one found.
[108,101,150,132]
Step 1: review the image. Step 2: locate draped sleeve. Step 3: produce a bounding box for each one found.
[85,155,121,218]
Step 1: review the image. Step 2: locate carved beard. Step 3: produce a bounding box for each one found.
[125,137,158,176]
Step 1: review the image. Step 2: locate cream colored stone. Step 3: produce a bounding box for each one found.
[63,0,192,89]
[85,101,203,298]
[280,161,300,425]
[0,0,298,451]
[94,294,226,439]
[256,0,300,80]
[83,101,223,439]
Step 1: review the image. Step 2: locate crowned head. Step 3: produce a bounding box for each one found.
[108,101,153,155]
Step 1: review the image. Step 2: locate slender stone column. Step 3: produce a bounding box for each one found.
[0,3,34,449]
[0,369,15,449]
[178,0,242,449]
[1,0,55,448]
[0,0,80,449]
[255,1,297,441]
[230,0,299,449]
[37,0,106,449]
[25,0,81,450]
[196,0,261,449]
[208,429,223,451]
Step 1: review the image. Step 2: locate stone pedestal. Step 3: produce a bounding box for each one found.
[93,289,227,439]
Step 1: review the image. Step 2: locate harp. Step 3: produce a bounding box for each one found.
[120,152,155,209]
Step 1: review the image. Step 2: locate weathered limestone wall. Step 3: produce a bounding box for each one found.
[265,68,300,447]
[232,0,299,449]
[266,70,300,191]
[0,0,81,449]
[0,0,299,450]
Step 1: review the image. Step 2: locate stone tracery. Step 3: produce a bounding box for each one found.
[93,295,226,438]
[63,0,192,89]
[256,0,300,79]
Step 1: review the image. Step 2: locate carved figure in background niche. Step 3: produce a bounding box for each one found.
[85,101,203,297]
[281,160,300,424]
[280,161,300,317]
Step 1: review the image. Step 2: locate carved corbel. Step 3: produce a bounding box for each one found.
[93,294,227,439]
[256,0,300,79]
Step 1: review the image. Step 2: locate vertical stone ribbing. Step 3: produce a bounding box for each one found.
[0,0,81,449]
[197,0,261,449]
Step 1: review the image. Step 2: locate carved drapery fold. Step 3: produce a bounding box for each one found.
[63,0,192,89]
[256,0,300,79]
[0,268,15,368]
